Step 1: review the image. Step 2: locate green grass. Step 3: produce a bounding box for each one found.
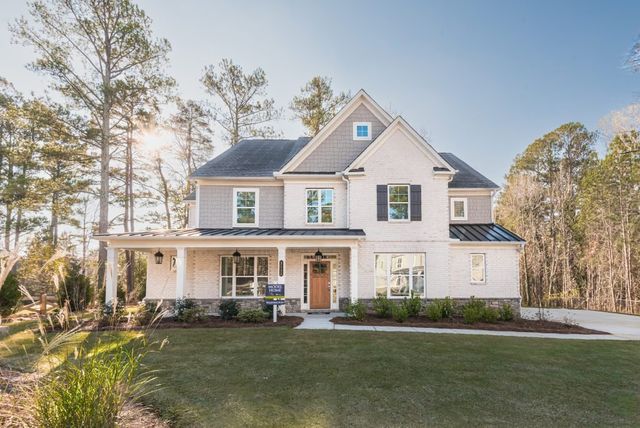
[139,328,640,427]
[2,323,638,427]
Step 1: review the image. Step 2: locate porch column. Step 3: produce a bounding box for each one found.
[350,244,358,302]
[105,247,118,305]
[175,247,187,300]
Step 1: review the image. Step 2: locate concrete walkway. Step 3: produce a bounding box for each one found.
[293,310,639,341]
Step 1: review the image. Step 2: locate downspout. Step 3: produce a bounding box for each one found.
[341,173,351,228]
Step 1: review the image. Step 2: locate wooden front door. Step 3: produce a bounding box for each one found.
[310,261,331,309]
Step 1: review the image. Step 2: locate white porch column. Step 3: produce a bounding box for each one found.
[175,247,187,300]
[105,247,118,305]
[350,244,359,302]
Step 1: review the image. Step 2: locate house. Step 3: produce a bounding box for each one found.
[94,90,524,314]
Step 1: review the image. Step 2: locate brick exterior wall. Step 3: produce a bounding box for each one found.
[197,185,284,228]
[295,104,386,172]
[449,195,493,223]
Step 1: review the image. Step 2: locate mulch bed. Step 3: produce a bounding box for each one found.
[331,315,608,334]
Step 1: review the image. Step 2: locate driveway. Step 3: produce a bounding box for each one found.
[521,308,640,340]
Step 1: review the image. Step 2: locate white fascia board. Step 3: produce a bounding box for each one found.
[96,236,365,249]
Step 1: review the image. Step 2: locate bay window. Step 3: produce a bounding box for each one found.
[375,253,425,298]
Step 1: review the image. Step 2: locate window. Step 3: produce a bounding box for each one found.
[353,122,371,140]
[388,185,410,221]
[233,188,258,226]
[221,256,269,297]
[470,254,486,284]
[306,188,334,224]
[451,197,467,220]
[375,253,425,298]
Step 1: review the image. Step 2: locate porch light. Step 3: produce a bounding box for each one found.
[154,250,164,265]
[314,249,323,263]
[233,249,242,264]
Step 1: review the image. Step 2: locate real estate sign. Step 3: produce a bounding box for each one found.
[265,283,285,306]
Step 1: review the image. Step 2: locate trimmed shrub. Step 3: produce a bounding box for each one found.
[219,299,240,320]
[174,299,205,323]
[441,296,456,319]
[426,301,444,321]
[481,306,499,323]
[402,295,422,317]
[0,272,21,316]
[372,296,393,318]
[345,300,366,321]
[499,303,514,321]
[237,308,269,323]
[392,304,409,323]
[462,297,485,324]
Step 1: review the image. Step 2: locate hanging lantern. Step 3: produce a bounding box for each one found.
[314,249,323,263]
[154,250,164,264]
[233,249,242,264]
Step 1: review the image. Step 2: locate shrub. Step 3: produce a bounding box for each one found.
[345,300,366,321]
[441,296,456,319]
[0,272,21,316]
[426,301,443,321]
[462,297,485,324]
[392,304,409,323]
[99,301,125,325]
[237,308,269,323]
[57,262,93,312]
[174,298,205,323]
[219,299,240,320]
[481,306,499,323]
[134,301,162,326]
[402,295,422,317]
[372,296,393,318]
[499,303,514,321]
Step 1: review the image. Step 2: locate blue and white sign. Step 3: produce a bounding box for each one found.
[265,283,285,306]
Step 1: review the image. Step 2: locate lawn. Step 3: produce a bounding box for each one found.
[139,328,640,427]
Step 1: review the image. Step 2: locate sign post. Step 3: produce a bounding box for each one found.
[265,283,285,323]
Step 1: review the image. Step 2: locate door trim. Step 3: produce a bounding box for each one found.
[309,261,331,309]
[301,253,339,311]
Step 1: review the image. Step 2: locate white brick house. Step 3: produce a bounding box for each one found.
[94,90,524,313]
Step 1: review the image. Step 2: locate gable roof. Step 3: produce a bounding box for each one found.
[190,138,310,178]
[279,89,394,173]
[344,116,455,172]
[439,153,499,189]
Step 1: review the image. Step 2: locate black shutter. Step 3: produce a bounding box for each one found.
[376,185,388,221]
[410,185,422,221]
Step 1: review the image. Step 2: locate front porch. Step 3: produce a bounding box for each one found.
[97,229,365,313]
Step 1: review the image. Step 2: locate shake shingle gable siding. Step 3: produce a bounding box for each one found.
[439,152,499,189]
[190,138,311,178]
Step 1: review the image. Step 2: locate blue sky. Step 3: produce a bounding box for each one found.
[1,0,639,185]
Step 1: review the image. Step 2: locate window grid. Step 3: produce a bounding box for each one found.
[388,184,410,221]
[375,253,426,298]
[306,188,334,224]
[220,255,269,297]
[470,253,486,284]
[233,188,258,226]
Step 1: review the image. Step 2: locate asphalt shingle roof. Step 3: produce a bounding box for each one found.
[439,152,499,189]
[190,138,311,178]
[449,224,524,242]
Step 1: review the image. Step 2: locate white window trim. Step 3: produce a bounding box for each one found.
[374,253,426,299]
[352,122,372,141]
[305,188,335,225]
[470,253,486,284]
[233,187,259,227]
[451,197,468,221]
[387,184,411,222]
[220,254,269,298]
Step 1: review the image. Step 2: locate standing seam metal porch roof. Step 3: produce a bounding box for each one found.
[449,224,524,242]
[93,228,366,239]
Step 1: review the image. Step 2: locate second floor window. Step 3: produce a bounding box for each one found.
[233,188,258,226]
[306,189,334,224]
[388,185,409,221]
[353,122,371,140]
[451,197,468,220]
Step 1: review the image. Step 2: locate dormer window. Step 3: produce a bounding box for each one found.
[353,122,371,140]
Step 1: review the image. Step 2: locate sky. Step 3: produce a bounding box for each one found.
[1,0,639,187]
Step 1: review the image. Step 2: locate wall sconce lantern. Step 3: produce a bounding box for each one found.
[314,249,323,263]
[154,250,164,265]
[233,249,242,264]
